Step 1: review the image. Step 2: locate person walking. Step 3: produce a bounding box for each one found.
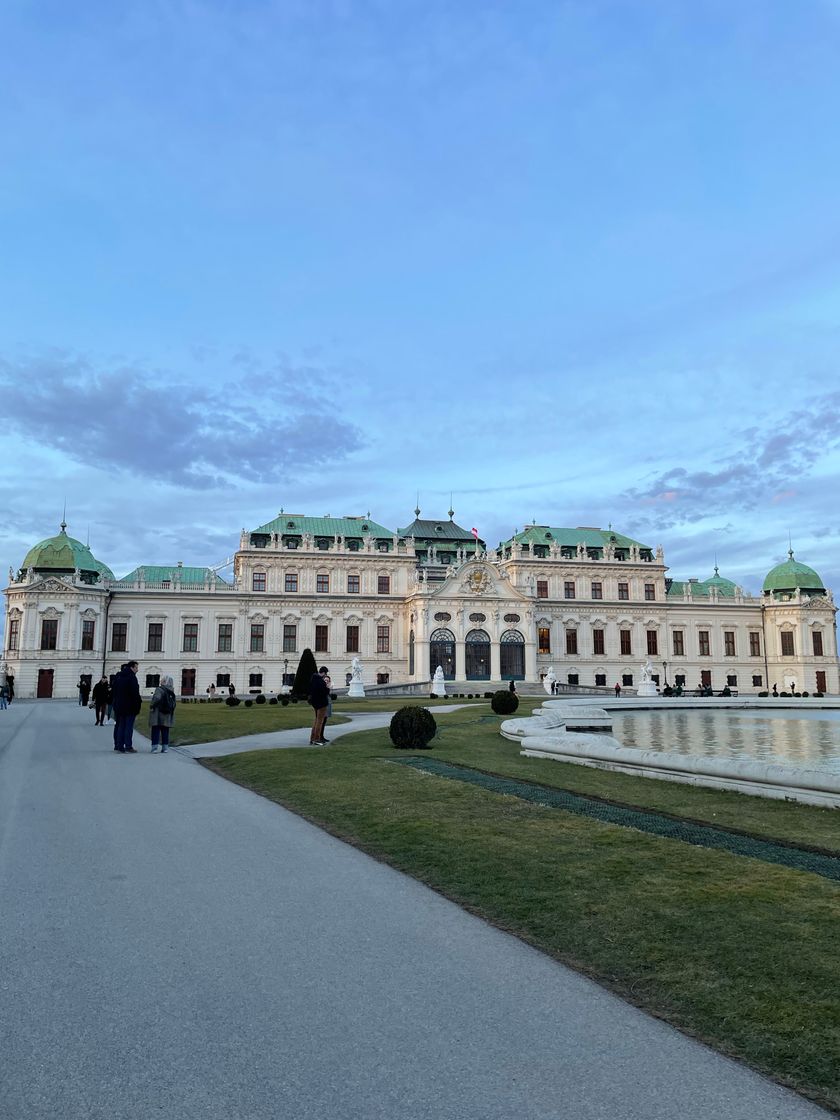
[91,675,109,725]
[308,666,330,745]
[111,661,141,753]
[105,673,116,723]
[77,678,86,706]
[0,683,7,710]
[80,677,91,708]
[149,674,177,753]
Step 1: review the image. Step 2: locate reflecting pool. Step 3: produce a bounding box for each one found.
[611,709,840,775]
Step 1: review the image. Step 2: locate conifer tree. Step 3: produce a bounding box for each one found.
[292,647,318,698]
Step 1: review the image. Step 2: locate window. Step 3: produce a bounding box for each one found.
[537,579,549,599]
[283,625,296,652]
[218,623,232,652]
[698,631,710,656]
[145,673,160,688]
[315,624,329,653]
[618,582,629,601]
[7,618,19,650]
[41,619,58,650]
[622,673,633,686]
[813,631,824,656]
[316,573,330,594]
[567,673,579,685]
[284,573,298,593]
[565,629,578,655]
[183,623,198,652]
[672,631,684,656]
[216,673,230,687]
[749,632,761,657]
[646,630,658,656]
[346,625,360,653]
[538,627,551,654]
[377,575,390,595]
[674,674,686,686]
[347,574,360,594]
[81,620,95,651]
[249,673,263,688]
[781,631,795,656]
[564,581,575,599]
[252,572,266,592]
[752,674,763,687]
[591,582,602,600]
[111,622,127,652]
[377,625,390,654]
[147,623,163,652]
[644,583,655,601]
[726,674,738,687]
[249,624,264,652]
[724,631,736,657]
[376,672,390,685]
[620,629,632,656]
[594,673,607,686]
[593,628,605,655]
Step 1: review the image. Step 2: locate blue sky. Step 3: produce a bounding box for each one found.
[2,0,840,595]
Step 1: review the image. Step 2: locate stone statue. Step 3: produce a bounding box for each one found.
[543,666,557,695]
[642,659,654,683]
[637,659,657,696]
[432,665,447,698]
[348,656,365,698]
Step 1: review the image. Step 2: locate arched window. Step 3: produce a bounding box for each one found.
[465,629,490,680]
[429,628,455,680]
[500,629,525,681]
[409,629,415,676]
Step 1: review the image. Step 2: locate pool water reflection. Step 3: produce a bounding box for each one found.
[611,709,840,775]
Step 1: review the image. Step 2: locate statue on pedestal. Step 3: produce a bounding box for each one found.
[543,666,557,695]
[348,656,365,698]
[432,665,447,698]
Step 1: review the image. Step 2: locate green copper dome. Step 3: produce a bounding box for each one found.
[762,551,824,595]
[701,566,737,596]
[21,523,114,582]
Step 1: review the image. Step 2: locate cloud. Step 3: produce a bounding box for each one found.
[0,351,364,489]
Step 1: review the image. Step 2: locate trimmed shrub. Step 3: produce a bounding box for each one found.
[802,691,809,697]
[430,693,438,699]
[484,692,494,699]
[780,692,790,697]
[225,696,241,707]
[244,699,253,707]
[491,689,519,715]
[757,691,769,697]
[281,697,289,706]
[269,697,278,705]
[794,692,802,697]
[255,694,266,704]
[389,706,437,750]
[815,691,825,698]
[292,648,318,699]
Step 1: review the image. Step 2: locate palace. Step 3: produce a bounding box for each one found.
[3,509,838,699]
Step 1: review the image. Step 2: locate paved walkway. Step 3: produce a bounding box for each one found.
[0,701,830,1120]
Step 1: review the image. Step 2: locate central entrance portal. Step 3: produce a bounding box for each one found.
[465,629,490,680]
[429,628,456,680]
[500,630,525,680]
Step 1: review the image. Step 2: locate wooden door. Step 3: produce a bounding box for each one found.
[181,668,196,696]
[37,669,54,698]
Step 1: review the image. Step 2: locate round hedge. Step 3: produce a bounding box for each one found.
[255,693,266,704]
[244,699,253,707]
[491,689,519,715]
[225,696,241,707]
[389,706,437,750]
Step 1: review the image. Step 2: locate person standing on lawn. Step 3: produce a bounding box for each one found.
[149,674,177,753]
[308,665,330,745]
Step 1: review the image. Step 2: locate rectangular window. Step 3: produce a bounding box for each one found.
[377,625,390,654]
[346,625,360,653]
[674,673,686,686]
[567,673,579,685]
[145,673,160,688]
[347,574,360,594]
[781,631,795,656]
[284,573,298,593]
[591,582,602,600]
[111,622,127,652]
[316,574,330,594]
[618,582,629,601]
[8,618,19,650]
[538,627,551,654]
[593,629,605,655]
[727,674,737,687]
[724,631,736,657]
[537,579,549,599]
[749,632,761,657]
[594,673,607,686]
[644,583,655,601]
[147,623,163,652]
[249,673,263,688]
[752,675,763,687]
[564,581,575,599]
[701,669,712,687]
[282,625,296,653]
[646,630,658,656]
[698,631,710,656]
[672,631,684,656]
[183,623,198,652]
[565,629,578,655]
[620,629,632,656]
[218,623,232,652]
[81,620,95,651]
[622,673,633,686]
[376,672,390,684]
[41,619,58,650]
[377,575,391,595]
[252,572,266,592]
[249,624,264,652]
[216,673,230,687]
[315,624,329,653]
[813,631,824,656]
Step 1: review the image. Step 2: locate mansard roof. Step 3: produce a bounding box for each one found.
[397,517,480,543]
[500,525,652,552]
[250,513,395,539]
[115,565,230,587]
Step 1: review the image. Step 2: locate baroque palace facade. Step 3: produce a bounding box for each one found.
[3,509,839,699]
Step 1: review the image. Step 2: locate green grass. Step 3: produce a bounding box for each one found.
[204,703,840,1112]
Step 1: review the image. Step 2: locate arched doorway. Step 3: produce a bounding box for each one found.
[429,628,456,680]
[465,629,491,680]
[500,630,525,680]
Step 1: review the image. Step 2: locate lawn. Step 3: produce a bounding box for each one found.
[203,702,840,1112]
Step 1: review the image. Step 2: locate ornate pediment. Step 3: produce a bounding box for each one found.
[33,577,76,594]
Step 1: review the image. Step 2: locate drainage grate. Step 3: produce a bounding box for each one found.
[390,756,840,883]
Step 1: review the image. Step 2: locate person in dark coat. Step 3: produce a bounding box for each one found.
[508,679,517,694]
[91,675,109,726]
[308,666,330,745]
[80,678,91,707]
[111,661,141,752]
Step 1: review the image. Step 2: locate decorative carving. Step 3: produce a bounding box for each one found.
[469,612,486,623]
[466,569,491,595]
[434,611,452,622]
[504,613,520,623]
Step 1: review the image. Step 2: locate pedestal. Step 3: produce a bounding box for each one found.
[636,682,658,697]
[348,680,366,699]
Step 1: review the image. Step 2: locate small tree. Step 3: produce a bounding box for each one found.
[292,648,318,699]
[491,690,519,715]
[389,706,437,750]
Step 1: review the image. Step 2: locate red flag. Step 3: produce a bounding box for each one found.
[471,527,479,540]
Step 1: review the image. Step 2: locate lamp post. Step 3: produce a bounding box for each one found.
[284,657,289,687]
[662,660,668,687]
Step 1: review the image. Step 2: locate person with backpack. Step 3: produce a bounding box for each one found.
[149,674,177,753]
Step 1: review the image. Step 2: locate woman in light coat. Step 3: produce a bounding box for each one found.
[149,674,177,753]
